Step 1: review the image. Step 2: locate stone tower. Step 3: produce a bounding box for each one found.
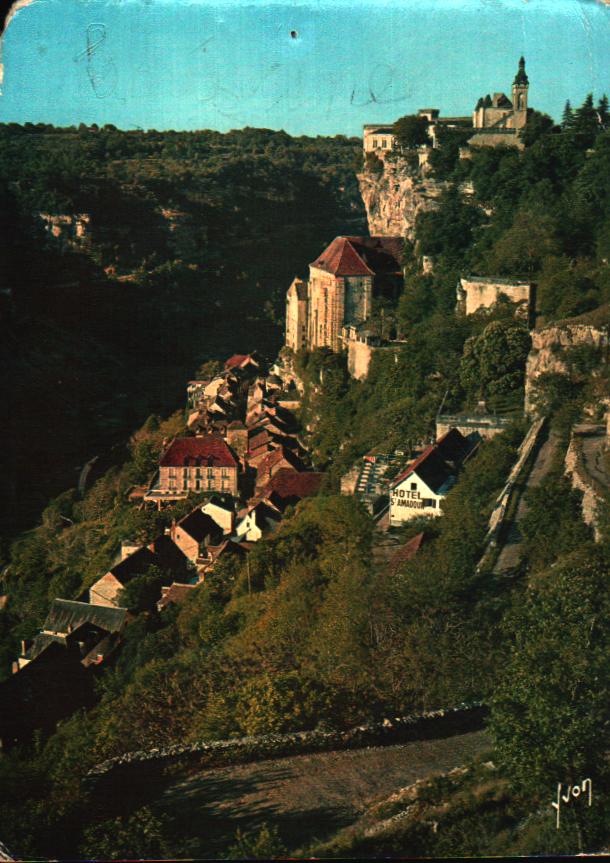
[512,56,529,128]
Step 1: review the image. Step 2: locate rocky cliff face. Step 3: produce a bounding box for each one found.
[358,159,447,239]
[525,324,609,415]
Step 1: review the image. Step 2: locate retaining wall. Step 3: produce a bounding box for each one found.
[85,703,488,791]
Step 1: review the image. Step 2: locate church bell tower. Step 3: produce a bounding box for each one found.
[512,56,529,128]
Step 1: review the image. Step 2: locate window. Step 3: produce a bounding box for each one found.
[169,478,176,489]
[196,480,201,490]
[196,468,201,478]
[183,479,188,491]
[382,138,388,148]
[168,468,176,478]
[207,480,213,490]
[207,467,214,478]
[221,468,229,477]
[410,482,417,491]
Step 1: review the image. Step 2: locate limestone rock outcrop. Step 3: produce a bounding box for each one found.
[525,324,608,415]
[357,159,448,239]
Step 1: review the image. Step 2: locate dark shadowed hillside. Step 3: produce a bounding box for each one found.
[0,125,365,542]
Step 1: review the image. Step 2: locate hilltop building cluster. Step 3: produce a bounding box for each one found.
[363,57,531,157]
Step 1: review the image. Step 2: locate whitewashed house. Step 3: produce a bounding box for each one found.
[389,429,472,526]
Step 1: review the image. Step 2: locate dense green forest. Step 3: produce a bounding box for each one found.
[1,95,610,859]
[0,124,365,540]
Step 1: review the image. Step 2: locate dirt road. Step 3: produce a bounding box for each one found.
[155,729,490,857]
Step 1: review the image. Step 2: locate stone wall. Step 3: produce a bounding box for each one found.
[436,414,516,441]
[525,324,608,415]
[458,277,532,320]
[85,703,488,791]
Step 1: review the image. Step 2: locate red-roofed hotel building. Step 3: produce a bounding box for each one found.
[286,236,404,353]
[157,436,239,498]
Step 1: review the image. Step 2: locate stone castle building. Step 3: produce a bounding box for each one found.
[457,275,536,326]
[285,277,308,352]
[363,57,532,156]
[285,236,404,354]
[469,57,530,149]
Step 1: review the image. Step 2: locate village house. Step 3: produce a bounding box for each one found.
[88,535,190,607]
[17,600,129,671]
[234,500,282,542]
[170,507,223,564]
[389,429,473,526]
[146,435,239,505]
[201,494,236,534]
[1,600,129,747]
[89,546,159,607]
[253,446,308,489]
[285,235,404,354]
[363,109,470,156]
[255,468,324,512]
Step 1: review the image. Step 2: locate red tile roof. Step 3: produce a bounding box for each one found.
[259,468,324,506]
[157,583,196,610]
[387,532,428,575]
[311,237,374,277]
[310,236,404,277]
[225,353,258,370]
[160,436,238,468]
[255,446,306,479]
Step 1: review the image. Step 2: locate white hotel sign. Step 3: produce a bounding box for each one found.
[390,475,441,525]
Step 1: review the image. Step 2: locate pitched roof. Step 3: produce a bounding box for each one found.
[178,508,222,543]
[259,469,324,506]
[110,546,159,584]
[204,494,235,513]
[311,236,373,276]
[160,436,238,468]
[151,534,191,572]
[391,429,470,495]
[387,532,429,575]
[435,428,472,464]
[310,236,404,277]
[157,582,196,610]
[255,446,306,477]
[225,353,258,370]
[43,599,128,635]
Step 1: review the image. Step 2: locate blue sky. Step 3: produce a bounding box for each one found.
[0,0,609,134]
